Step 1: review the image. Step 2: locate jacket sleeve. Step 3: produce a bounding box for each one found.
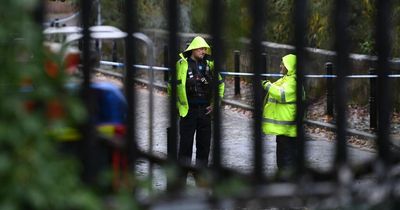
[167,60,182,96]
[218,71,225,98]
[208,60,225,98]
[263,77,296,103]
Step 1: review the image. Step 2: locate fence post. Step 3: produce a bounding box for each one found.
[164,45,169,81]
[326,62,334,117]
[262,52,267,74]
[112,41,117,69]
[369,68,377,130]
[234,50,240,95]
[261,52,268,99]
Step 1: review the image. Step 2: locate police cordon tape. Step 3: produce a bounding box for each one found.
[100,60,400,79]
[93,67,400,151]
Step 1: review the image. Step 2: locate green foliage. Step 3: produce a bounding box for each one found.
[391,2,400,57]
[223,0,251,46]
[98,0,400,57]
[266,0,294,44]
[190,1,208,33]
[137,0,167,29]
[348,0,376,55]
[0,1,102,209]
[101,0,124,29]
[307,0,332,49]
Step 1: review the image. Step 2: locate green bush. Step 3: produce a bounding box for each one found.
[0,1,103,209]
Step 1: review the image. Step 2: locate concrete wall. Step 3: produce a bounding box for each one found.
[141,29,400,110]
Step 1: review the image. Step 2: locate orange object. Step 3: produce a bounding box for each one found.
[46,99,64,119]
[64,50,80,75]
[45,60,59,78]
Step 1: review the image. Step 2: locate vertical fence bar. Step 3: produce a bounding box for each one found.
[326,62,334,117]
[112,41,117,69]
[80,0,96,184]
[294,0,307,176]
[375,0,393,164]
[167,0,179,191]
[124,0,138,178]
[164,45,169,81]
[262,52,268,101]
[369,68,377,130]
[250,0,265,183]
[333,0,350,167]
[33,0,44,29]
[210,0,223,172]
[234,50,241,95]
[262,52,268,75]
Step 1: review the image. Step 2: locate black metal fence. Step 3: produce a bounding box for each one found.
[72,0,400,209]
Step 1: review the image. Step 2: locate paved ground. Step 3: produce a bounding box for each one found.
[132,86,376,191]
[128,70,400,153]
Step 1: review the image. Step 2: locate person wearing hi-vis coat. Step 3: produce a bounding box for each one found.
[168,36,225,185]
[262,54,303,175]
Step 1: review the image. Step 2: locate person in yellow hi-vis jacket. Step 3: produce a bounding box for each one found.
[262,54,302,175]
[168,36,225,184]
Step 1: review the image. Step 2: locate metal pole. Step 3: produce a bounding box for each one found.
[112,41,117,69]
[375,0,393,165]
[294,0,308,177]
[333,0,350,167]
[164,45,169,81]
[124,0,138,183]
[97,0,102,59]
[326,62,334,117]
[80,0,96,184]
[132,33,156,192]
[262,52,268,103]
[250,0,265,183]
[210,0,224,179]
[234,50,241,95]
[262,52,268,74]
[369,68,377,130]
[167,0,179,191]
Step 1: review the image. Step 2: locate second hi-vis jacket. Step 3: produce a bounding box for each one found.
[262,54,301,137]
[168,36,225,117]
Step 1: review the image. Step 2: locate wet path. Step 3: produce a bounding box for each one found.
[133,87,376,190]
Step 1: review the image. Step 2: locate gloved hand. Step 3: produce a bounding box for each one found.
[261,80,270,87]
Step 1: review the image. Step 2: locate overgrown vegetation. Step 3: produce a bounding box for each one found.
[99,0,400,57]
[60,0,400,56]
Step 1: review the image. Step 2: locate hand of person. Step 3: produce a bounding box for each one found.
[205,105,213,115]
[261,80,270,87]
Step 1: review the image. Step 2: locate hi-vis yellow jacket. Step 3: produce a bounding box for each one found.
[167,36,225,117]
[262,54,302,137]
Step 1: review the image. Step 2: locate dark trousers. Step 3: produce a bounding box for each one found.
[276,135,297,171]
[178,105,211,171]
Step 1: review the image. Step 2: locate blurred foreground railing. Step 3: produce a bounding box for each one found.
[57,0,400,209]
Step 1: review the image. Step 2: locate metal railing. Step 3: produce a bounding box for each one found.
[70,0,400,209]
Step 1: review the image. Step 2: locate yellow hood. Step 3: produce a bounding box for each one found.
[282,54,297,76]
[183,36,211,55]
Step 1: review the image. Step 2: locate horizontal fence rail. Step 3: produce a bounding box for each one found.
[43,12,80,27]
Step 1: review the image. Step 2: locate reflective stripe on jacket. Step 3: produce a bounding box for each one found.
[168,55,224,117]
[262,75,297,137]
